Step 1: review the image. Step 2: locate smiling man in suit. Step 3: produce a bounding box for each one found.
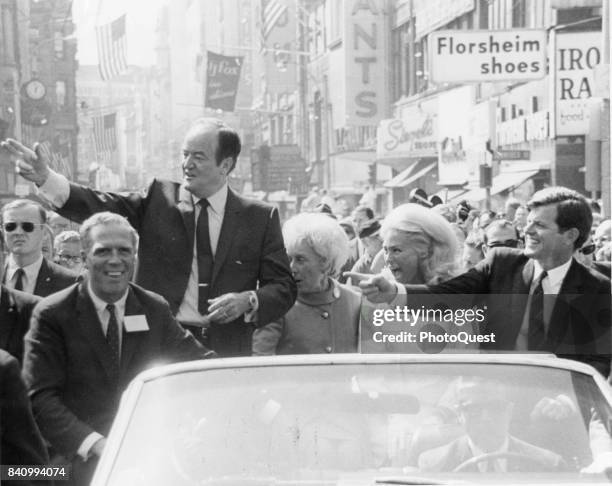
[22,212,214,485]
[348,187,611,376]
[2,199,77,297]
[3,118,296,356]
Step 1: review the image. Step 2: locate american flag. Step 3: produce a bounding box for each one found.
[93,113,117,153]
[96,15,128,81]
[38,141,73,179]
[262,0,287,40]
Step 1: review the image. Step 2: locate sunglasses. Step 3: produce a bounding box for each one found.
[3,222,44,233]
[486,239,519,249]
[579,243,596,255]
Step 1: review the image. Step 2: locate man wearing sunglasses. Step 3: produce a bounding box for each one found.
[348,187,611,376]
[2,199,78,297]
[0,235,41,364]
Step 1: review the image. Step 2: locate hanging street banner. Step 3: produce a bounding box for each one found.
[429,29,547,83]
[205,51,243,112]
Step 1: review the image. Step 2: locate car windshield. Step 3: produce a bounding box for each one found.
[105,362,612,485]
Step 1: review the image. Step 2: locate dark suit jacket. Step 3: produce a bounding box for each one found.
[34,258,79,297]
[405,248,611,375]
[419,435,563,472]
[0,350,49,485]
[22,281,213,459]
[57,179,296,356]
[2,258,77,298]
[0,285,40,364]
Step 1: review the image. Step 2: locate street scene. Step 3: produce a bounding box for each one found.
[0,0,611,484]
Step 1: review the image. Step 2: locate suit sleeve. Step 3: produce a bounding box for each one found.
[253,206,297,326]
[158,301,217,361]
[56,179,156,232]
[1,353,49,472]
[22,306,96,457]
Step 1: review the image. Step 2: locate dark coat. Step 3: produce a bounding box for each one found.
[22,281,212,459]
[34,258,79,297]
[0,285,40,364]
[0,349,49,485]
[57,179,296,356]
[405,248,611,375]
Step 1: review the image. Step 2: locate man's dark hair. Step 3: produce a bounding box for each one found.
[190,118,241,173]
[527,187,592,249]
[216,126,241,172]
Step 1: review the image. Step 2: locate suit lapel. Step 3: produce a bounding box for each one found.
[75,283,118,382]
[177,185,196,257]
[34,259,53,296]
[507,257,533,345]
[120,286,145,374]
[211,189,242,284]
[547,258,584,347]
[0,286,17,351]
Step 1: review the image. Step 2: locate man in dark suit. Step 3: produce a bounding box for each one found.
[0,236,40,363]
[2,199,77,297]
[3,118,296,356]
[419,378,563,473]
[0,349,50,485]
[348,187,611,375]
[22,212,215,485]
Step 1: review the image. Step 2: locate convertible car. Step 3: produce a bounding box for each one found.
[92,354,612,485]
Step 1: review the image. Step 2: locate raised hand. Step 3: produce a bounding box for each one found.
[343,271,398,304]
[0,138,51,186]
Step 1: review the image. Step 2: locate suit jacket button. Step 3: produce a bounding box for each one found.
[325,346,332,353]
[322,311,329,319]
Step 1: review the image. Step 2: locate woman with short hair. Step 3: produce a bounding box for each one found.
[252,213,361,355]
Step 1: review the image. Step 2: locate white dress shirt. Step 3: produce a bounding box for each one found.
[5,255,44,294]
[515,257,572,351]
[77,284,129,461]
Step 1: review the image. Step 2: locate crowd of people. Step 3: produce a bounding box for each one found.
[0,118,611,484]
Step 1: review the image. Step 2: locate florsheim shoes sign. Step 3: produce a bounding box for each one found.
[429,29,547,83]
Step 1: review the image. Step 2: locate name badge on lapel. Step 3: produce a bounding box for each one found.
[124,315,149,332]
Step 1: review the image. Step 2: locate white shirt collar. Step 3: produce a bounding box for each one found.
[86,280,129,316]
[193,184,228,216]
[533,257,573,293]
[6,254,44,283]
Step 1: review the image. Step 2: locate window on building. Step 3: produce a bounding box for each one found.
[56,81,66,109]
[532,96,539,113]
[512,0,526,28]
[54,31,63,58]
[478,0,490,28]
[501,107,507,122]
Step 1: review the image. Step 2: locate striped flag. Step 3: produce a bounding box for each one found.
[96,15,128,81]
[39,141,73,179]
[262,0,287,39]
[93,113,117,153]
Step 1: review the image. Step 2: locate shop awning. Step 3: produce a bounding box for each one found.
[452,170,540,202]
[383,161,419,188]
[384,162,436,188]
[434,187,469,203]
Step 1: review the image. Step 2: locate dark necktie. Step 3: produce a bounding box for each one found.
[528,271,548,350]
[197,200,213,314]
[14,268,25,292]
[106,304,121,373]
